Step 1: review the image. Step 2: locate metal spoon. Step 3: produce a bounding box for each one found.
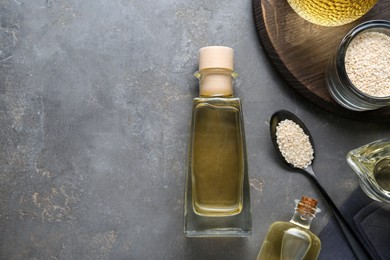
[270,110,371,260]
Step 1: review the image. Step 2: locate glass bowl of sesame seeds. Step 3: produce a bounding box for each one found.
[326,20,390,111]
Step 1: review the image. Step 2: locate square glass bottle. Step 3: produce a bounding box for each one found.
[184,46,251,237]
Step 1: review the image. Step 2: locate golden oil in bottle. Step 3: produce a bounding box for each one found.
[189,46,247,217]
[258,222,321,260]
[257,197,321,260]
[191,98,244,216]
[184,46,251,237]
[287,0,378,26]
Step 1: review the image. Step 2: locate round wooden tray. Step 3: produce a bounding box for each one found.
[252,0,390,122]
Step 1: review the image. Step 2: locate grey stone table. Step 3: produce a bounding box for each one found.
[1,0,389,259]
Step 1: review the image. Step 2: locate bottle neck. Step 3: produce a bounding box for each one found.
[196,69,236,97]
[289,210,314,229]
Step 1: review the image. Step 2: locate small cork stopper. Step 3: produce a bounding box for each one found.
[297,196,318,216]
[199,46,234,71]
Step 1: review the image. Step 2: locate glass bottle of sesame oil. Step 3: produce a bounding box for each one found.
[191,99,244,216]
[184,46,251,237]
[257,197,321,260]
[287,0,377,26]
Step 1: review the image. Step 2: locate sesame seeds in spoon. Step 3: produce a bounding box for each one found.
[269,110,371,260]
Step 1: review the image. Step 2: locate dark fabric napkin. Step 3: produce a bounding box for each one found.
[319,188,390,260]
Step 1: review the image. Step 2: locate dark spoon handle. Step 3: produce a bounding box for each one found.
[305,167,372,260]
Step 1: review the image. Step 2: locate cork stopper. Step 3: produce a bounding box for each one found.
[296,196,319,216]
[199,46,234,71]
[197,46,235,97]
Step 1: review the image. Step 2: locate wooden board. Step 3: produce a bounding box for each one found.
[252,0,390,122]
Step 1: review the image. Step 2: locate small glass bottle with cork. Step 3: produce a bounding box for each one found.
[257,196,322,260]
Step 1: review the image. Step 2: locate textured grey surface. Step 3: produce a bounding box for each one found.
[0,0,389,259]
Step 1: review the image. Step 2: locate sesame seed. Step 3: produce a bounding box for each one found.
[276,119,314,169]
[345,31,390,97]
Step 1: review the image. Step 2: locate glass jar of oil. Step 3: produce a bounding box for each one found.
[347,138,390,203]
[287,0,378,26]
